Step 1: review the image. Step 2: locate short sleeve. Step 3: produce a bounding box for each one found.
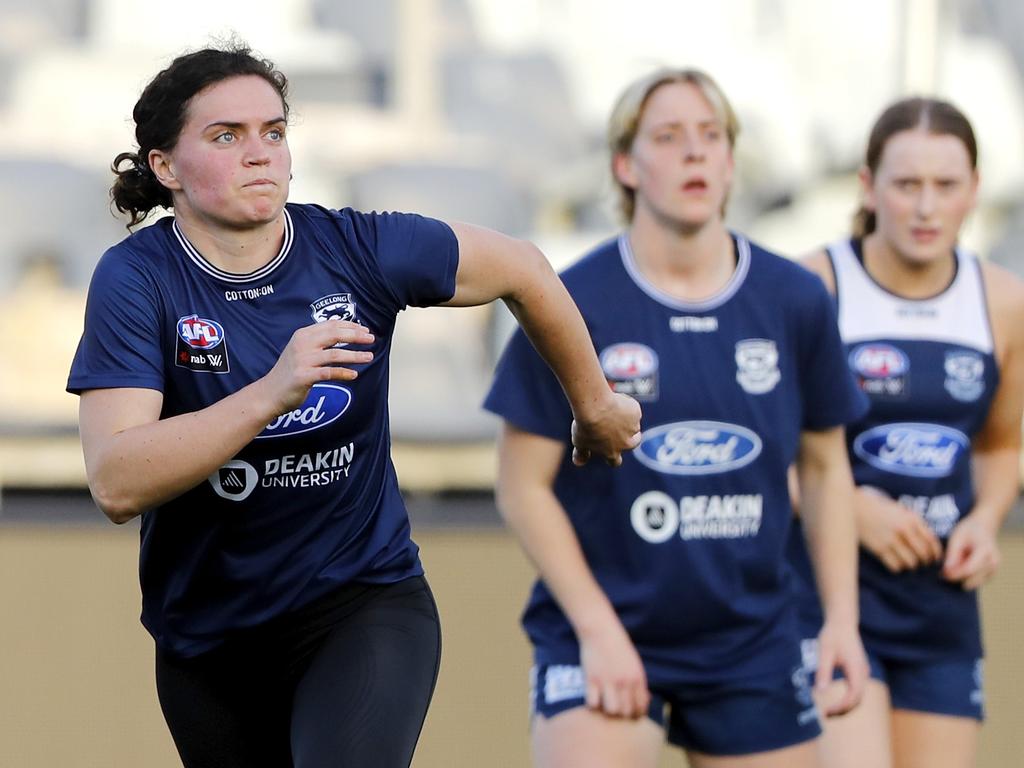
[370,212,459,309]
[483,328,574,442]
[67,248,164,395]
[796,276,868,430]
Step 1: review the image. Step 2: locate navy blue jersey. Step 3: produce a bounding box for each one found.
[68,203,458,656]
[484,234,866,686]
[788,239,998,662]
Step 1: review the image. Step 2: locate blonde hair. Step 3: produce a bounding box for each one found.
[607,68,740,223]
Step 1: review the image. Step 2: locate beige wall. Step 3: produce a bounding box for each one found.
[1,526,1021,767]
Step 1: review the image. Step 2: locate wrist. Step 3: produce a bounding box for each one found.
[571,386,616,425]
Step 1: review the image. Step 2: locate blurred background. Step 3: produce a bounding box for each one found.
[1,0,1023,765]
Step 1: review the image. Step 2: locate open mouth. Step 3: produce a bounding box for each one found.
[682,179,708,192]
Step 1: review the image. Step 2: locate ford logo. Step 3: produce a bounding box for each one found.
[853,423,968,478]
[633,421,762,475]
[256,383,352,439]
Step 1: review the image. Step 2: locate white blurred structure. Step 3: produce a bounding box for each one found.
[1,0,1022,486]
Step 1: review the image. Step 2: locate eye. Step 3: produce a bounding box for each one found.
[214,131,236,144]
[267,127,285,141]
[653,132,677,144]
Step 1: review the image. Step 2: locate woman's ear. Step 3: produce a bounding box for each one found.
[149,150,182,191]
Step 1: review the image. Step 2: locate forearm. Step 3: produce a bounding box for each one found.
[502,248,613,422]
[85,380,279,522]
[971,447,1021,531]
[497,481,621,641]
[799,459,859,627]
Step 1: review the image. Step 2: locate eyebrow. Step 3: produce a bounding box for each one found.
[203,117,287,131]
[649,119,721,130]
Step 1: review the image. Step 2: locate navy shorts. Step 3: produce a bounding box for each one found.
[799,638,984,721]
[531,663,822,757]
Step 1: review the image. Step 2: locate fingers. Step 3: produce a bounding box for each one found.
[901,519,943,565]
[588,680,648,719]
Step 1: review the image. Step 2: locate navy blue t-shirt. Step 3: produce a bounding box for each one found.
[484,234,867,686]
[68,203,458,656]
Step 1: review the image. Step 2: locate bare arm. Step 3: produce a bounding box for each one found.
[496,422,649,718]
[943,263,1024,588]
[79,320,375,523]
[444,222,641,465]
[796,425,868,716]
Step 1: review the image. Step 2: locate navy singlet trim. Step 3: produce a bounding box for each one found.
[618,231,750,311]
[172,208,294,284]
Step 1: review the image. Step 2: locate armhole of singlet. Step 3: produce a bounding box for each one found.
[969,250,999,359]
[825,242,843,315]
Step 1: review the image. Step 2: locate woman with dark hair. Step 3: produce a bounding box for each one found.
[484,67,868,767]
[68,43,641,768]
[788,97,1024,768]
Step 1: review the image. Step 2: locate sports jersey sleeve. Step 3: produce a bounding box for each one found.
[367,211,459,309]
[796,276,867,430]
[483,328,573,443]
[67,247,165,394]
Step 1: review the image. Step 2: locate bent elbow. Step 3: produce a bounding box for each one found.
[89,483,142,525]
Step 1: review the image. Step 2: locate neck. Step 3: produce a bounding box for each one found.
[627,209,735,301]
[173,206,286,274]
[862,233,956,299]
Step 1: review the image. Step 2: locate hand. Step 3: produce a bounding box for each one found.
[570,393,642,467]
[855,487,942,572]
[261,320,375,413]
[814,620,869,717]
[578,621,650,719]
[942,514,1001,590]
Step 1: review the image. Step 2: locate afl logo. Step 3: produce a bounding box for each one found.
[600,343,658,379]
[256,383,353,439]
[177,315,225,350]
[634,420,762,475]
[849,344,908,378]
[853,423,968,478]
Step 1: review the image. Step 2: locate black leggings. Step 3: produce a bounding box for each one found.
[155,576,442,768]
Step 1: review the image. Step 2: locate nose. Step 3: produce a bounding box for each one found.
[916,184,937,218]
[242,134,271,166]
[681,132,704,162]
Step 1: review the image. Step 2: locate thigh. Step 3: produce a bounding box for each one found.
[289,576,442,768]
[891,711,979,768]
[532,707,663,768]
[687,740,818,768]
[814,678,893,768]
[155,645,292,768]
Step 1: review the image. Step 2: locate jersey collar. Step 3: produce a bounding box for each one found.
[618,231,751,311]
[172,208,294,284]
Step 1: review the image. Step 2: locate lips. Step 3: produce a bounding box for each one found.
[682,179,708,191]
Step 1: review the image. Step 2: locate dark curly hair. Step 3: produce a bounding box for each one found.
[110,42,289,228]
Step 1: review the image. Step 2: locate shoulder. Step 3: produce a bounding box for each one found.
[743,236,831,300]
[797,248,835,294]
[91,220,174,284]
[559,236,622,290]
[979,259,1024,353]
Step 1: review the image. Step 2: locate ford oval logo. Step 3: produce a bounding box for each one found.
[853,423,968,478]
[849,343,908,378]
[256,383,352,439]
[634,421,762,475]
